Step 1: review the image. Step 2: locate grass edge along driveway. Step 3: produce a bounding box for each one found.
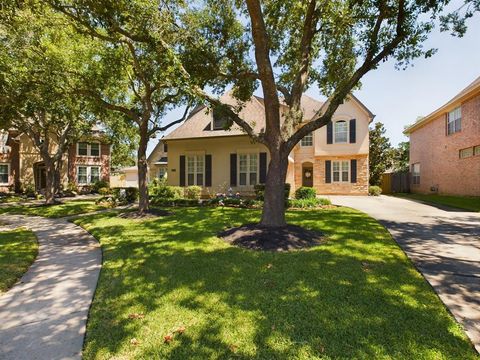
[74,206,478,359]
[393,193,480,212]
[0,228,38,293]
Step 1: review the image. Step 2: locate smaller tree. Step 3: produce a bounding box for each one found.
[369,122,393,186]
[392,141,410,172]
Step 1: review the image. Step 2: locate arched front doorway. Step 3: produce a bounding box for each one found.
[302,162,313,187]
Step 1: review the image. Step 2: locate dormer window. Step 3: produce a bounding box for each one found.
[212,109,228,130]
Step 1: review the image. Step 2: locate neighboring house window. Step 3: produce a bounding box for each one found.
[187,155,204,186]
[332,160,349,182]
[78,142,88,156]
[412,163,420,185]
[334,121,348,143]
[77,166,101,184]
[239,153,258,186]
[474,145,480,156]
[0,164,9,185]
[300,133,313,147]
[77,142,101,156]
[163,143,168,152]
[459,147,473,159]
[447,107,461,135]
[158,167,166,179]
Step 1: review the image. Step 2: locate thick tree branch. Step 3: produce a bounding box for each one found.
[148,105,191,136]
[285,0,406,152]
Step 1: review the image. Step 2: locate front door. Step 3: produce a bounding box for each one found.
[302,167,313,187]
[34,163,47,191]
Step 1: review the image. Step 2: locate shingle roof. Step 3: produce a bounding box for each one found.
[163,92,324,140]
[404,75,480,134]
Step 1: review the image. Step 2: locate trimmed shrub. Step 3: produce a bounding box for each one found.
[184,186,202,200]
[92,180,109,193]
[98,187,110,196]
[287,197,331,209]
[295,186,317,200]
[150,184,183,200]
[254,183,291,201]
[369,186,382,196]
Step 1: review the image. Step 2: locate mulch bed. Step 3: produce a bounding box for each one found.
[118,209,172,220]
[218,223,324,252]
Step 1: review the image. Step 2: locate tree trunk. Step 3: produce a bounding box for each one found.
[137,123,149,213]
[44,159,56,205]
[260,150,289,227]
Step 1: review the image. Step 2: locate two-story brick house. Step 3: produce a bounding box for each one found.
[404,76,480,196]
[0,128,110,193]
[162,92,373,196]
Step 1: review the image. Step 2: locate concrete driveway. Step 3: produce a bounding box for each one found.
[328,195,480,353]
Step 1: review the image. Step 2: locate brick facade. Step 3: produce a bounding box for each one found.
[292,150,368,195]
[68,143,110,188]
[408,93,480,196]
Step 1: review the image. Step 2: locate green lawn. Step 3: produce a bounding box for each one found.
[0,199,108,218]
[394,193,480,212]
[74,207,478,359]
[0,228,38,293]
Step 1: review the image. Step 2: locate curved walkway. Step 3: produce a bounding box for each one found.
[0,215,101,360]
[328,195,480,353]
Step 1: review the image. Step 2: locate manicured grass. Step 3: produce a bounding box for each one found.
[74,207,478,359]
[394,193,480,212]
[0,199,108,218]
[0,228,38,293]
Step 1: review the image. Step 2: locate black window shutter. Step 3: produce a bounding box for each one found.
[325,160,331,183]
[349,119,356,143]
[205,154,212,187]
[230,153,237,186]
[259,152,267,184]
[327,122,333,144]
[350,159,357,183]
[179,155,185,186]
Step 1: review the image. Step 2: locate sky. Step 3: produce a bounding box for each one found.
[148,8,480,156]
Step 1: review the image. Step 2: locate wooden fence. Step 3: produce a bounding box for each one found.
[381,172,410,194]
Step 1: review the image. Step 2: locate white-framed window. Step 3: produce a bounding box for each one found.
[0,163,9,185]
[77,166,101,184]
[158,167,166,179]
[447,107,461,135]
[239,153,258,186]
[77,142,101,157]
[474,145,480,156]
[332,160,349,183]
[412,163,420,185]
[187,155,204,186]
[300,132,313,147]
[334,120,348,143]
[459,147,473,159]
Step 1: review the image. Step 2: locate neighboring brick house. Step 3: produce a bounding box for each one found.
[404,76,480,196]
[162,92,373,196]
[0,129,110,193]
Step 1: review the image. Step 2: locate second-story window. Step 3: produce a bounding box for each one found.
[334,121,348,143]
[77,142,101,157]
[447,106,461,135]
[300,133,313,147]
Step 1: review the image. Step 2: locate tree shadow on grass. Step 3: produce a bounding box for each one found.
[77,208,478,359]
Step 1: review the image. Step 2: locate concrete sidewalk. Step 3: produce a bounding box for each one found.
[329,195,480,353]
[0,215,101,360]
